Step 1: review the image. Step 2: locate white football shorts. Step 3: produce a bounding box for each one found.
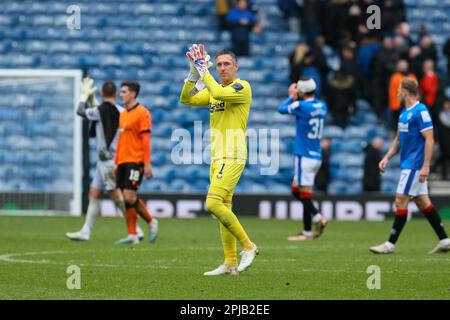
[91,159,117,191]
[396,169,428,196]
[293,156,322,187]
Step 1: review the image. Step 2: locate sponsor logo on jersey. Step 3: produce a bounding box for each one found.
[209,101,225,113]
[398,122,409,132]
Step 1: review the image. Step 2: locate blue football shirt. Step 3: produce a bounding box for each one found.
[398,102,433,169]
[278,97,327,160]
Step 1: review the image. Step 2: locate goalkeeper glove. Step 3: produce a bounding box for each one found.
[186,43,210,80]
[188,53,213,95]
[80,77,96,103]
[185,44,213,82]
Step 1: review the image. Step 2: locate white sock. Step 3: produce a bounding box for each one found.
[81,197,101,235]
[312,213,323,223]
[137,225,144,236]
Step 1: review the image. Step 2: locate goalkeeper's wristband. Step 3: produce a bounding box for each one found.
[185,72,199,82]
[189,80,206,96]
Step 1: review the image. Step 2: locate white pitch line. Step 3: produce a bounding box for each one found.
[0,250,170,269]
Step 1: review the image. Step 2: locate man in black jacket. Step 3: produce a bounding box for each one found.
[363,136,384,192]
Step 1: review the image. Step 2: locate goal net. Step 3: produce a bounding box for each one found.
[0,69,82,216]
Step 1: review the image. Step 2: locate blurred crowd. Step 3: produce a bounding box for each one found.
[280,0,450,181]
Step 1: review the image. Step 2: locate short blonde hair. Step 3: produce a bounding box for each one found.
[400,77,419,97]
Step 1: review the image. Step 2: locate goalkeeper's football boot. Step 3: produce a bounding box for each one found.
[115,234,140,245]
[66,231,90,241]
[203,264,238,276]
[149,219,159,242]
[313,217,328,238]
[237,243,259,273]
[429,238,450,254]
[369,241,395,254]
[287,232,314,241]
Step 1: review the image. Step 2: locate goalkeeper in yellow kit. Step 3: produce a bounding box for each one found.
[180,44,258,275]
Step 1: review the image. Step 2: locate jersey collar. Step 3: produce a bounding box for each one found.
[127,102,139,111]
[406,101,419,111]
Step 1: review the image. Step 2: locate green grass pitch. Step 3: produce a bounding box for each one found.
[0,215,449,300]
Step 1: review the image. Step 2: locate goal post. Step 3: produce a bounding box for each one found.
[0,69,82,216]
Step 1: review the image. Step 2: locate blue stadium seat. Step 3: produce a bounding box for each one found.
[323,125,344,139]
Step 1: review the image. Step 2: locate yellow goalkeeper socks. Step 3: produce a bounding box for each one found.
[206,196,253,250]
[220,201,237,266]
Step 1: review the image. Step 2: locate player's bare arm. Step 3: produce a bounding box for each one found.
[379,130,400,173]
[420,128,434,182]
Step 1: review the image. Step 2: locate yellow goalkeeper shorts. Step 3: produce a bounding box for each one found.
[208,160,245,200]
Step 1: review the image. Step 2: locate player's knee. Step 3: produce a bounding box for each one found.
[206,197,223,214]
[414,197,430,211]
[394,197,407,210]
[89,188,102,199]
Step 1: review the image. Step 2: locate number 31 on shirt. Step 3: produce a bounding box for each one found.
[308,118,324,139]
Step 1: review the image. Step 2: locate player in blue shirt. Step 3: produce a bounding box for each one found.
[278,77,328,241]
[370,78,450,254]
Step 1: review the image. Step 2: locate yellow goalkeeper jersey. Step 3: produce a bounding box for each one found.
[180,73,252,162]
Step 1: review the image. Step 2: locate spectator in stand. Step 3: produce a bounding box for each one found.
[311,35,331,96]
[420,59,439,112]
[322,0,354,48]
[301,51,322,97]
[392,35,409,60]
[388,59,417,131]
[226,0,255,56]
[278,0,303,34]
[301,0,321,45]
[288,43,310,83]
[356,33,381,101]
[443,38,450,76]
[216,0,231,31]
[432,97,450,181]
[341,44,361,98]
[315,137,331,193]
[394,22,415,48]
[248,0,265,34]
[381,0,407,36]
[371,37,397,118]
[408,46,423,79]
[419,35,438,63]
[329,68,356,128]
[418,24,429,42]
[363,136,384,192]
